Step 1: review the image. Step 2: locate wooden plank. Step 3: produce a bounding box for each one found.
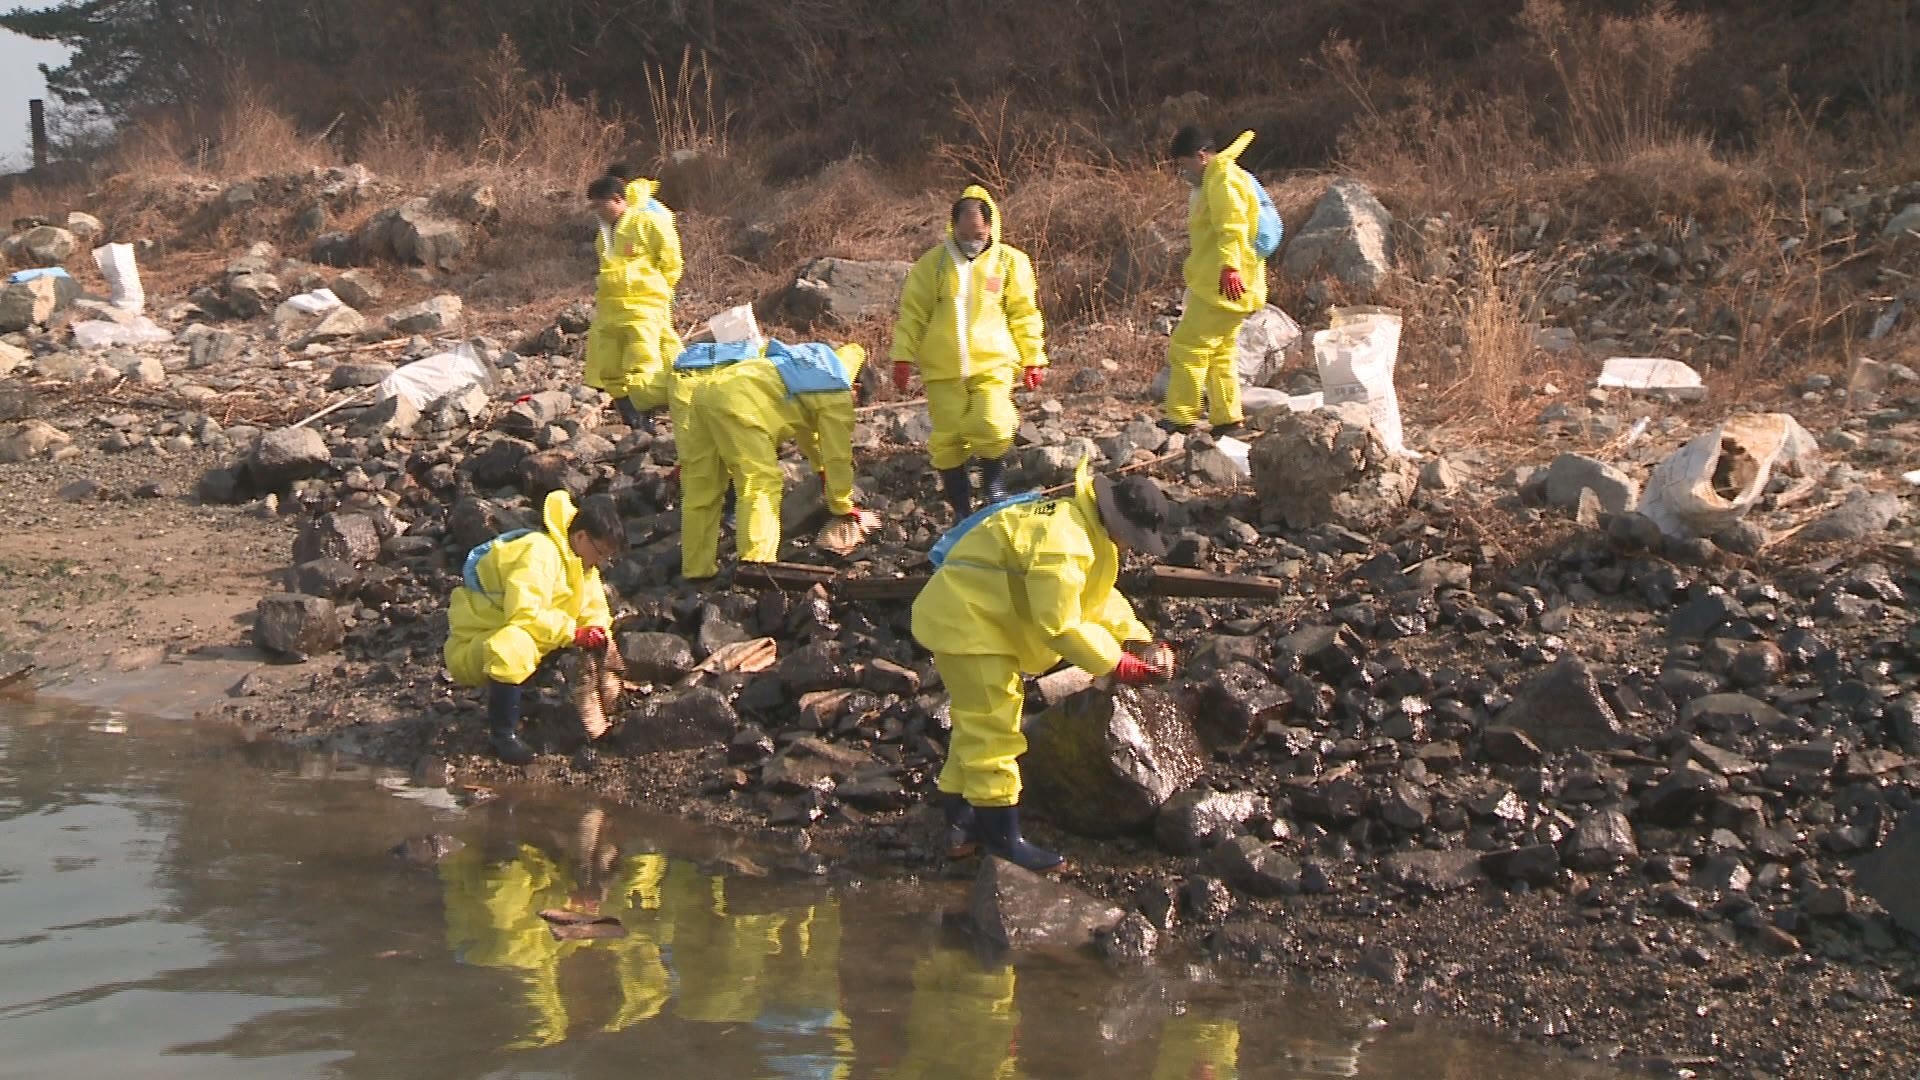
[735,562,837,591]
[836,575,930,602]
[1123,565,1287,601]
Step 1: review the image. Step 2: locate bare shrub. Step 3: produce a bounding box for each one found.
[646,46,731,159]
[1453,230,1539,422]
[1520,0,1712,165]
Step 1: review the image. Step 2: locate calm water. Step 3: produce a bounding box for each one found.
[0,698,1615,1079]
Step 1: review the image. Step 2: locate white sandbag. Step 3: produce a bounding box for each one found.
[73,316,170,348]
[1315,306,1408,455]
[1638,413,1819,538]
[378,344,493,409]
[1213,435,1253,477]
[707,303,764,348]
[91,243,146,314]
[1236,304,1302,389]
[285,288,342,316]
[1597,357,1706,400]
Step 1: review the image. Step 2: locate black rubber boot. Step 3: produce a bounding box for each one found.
[973,804,1066,873]
[486,681,535,766]
[940,793,980,858]
[721,485,738,532]
[939,467,973,519]
[978,455,1010,505]
[1156,417,1194,435]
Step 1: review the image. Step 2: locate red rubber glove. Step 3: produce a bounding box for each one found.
[1023,366,1044,390]
[1219,266,1247,302]
[574,625,609,650]
[893,361,914,395]
[1112,652,1166,686]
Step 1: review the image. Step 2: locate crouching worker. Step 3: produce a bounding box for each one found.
[910,459,1177,872]
[682,340,875,580]
[446,490,625,765]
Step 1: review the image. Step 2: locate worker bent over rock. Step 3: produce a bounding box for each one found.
[910,459,1177,872]
[676,340,870,580]
[891,185,1048,520]
[584,173,683,431]
[445,490,625,765]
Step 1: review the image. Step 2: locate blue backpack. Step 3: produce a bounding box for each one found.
[1243,167,1284,259]
[462,529,534,596]
[769,340,854,396]
[929,493,1046,568]
[673,340,762,371]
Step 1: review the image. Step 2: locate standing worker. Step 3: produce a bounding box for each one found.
[910,459,1177,872]
[891,186,1048,520]
[444,490,625,765]
[584,171,684,430]
[1161,127,1269,435]
[682,341,874,580]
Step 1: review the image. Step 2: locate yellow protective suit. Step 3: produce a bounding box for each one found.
[910,460,1151,806]
[445,489,612,687]
[586,177,684,409]
[892,947,1022,1080]
[683,345,867,577]
[668,356,745,581]
[1165,131,1267,429]
[1152,1017,1241,1080]
[891,186,1047,471]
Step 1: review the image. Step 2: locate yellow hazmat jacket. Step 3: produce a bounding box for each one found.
[1184,131,1267,316]
[445,489,613,687]
[890,185,1047,381]
[911,460,1148,676]
[596,178,684,317]
[699,345,867,514]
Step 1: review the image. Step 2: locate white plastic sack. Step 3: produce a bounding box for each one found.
[378,344,493,410]
[1597,357,1706,400]
[1214,435,1253,477]
[707,303,764,349]
[91,243,145,314]
[285,288,342,316]
[1638,413,1819,538]
[1239,387,1325,413]
[1315,306,1409,456]
[73,316,170,348]
[1236,304,1302,389]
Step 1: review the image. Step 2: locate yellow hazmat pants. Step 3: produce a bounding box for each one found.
[1163,301,1245,428]
[932,652,1026,808]
[708,412,789,566]
[585,310,678,409]
[925,365,1019,471]
[672,365,730,580]
[1152,1017,1241,1080]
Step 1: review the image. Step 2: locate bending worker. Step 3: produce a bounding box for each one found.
[584,171,684,430]
[1161,127,1268,435]
[891,185,1048,520]
[910,459,1177,871]
[681,340,872,581]
[445,490,625,765]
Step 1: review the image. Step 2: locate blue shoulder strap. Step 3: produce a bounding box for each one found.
[462,529,535,596]
[929,492,1045,568]
[673,340,762,371]
[768,340,853,397]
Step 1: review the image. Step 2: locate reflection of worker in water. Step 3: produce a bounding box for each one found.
[439,809,671,1049]
[439,809,852,1067]
[1152,1016,1241,1080]
[890,947,1024,1080]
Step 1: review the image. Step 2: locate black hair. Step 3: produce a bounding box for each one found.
[586,174,624,202]
[950,196,993,227]
[1168,124,1215,160]
[572,495,628,551]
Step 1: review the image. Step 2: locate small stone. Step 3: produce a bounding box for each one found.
[1382,848,1486,893]
[970,856,1125,950]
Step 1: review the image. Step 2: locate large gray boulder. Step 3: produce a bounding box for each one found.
[359,199,469,270]
[779,257,911,326]
[254,594,344,657]
[1545,453,1639,515]
[20,225,77,266]
[970,856,1124,951]
[611,687,738,753]
[1852,812,1920,935]
[249,426,331,490]
[1281,179,1394,295]
[386,294,463,335]
[1250,408,1416,530]
[0,275,75,331]
[1021,687,1206,836]
[1491,655,1626,751]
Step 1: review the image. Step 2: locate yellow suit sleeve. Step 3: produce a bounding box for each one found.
[1206,168,1256,277]
[1097,589,1151,647]
[577,567,612,632]
[1003,249,1047,369]
[645,209,684,293]
[1023,543,1124,677]
[497,538,578,655]
[890,251,940,364]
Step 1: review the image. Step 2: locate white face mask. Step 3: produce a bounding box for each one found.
[958,238,988,259]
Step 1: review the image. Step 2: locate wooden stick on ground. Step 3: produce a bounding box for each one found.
[291,384,378,429]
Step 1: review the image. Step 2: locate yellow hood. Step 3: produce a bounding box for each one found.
[541,489,583,571]
[623,177,660,208]
[946,184,1003,251]
[834,343,869,385]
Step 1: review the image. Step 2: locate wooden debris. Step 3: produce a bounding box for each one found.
[678,637,779,688]
[735,562,837,591]
[1121,565,1289,601]
[836,575,930,602]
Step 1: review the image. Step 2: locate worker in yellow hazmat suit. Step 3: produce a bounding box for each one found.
[1152,1016,1241,1080]
[585,172,684,428]
[681,340,871,579]
[910,459,1177,872]
[891,186,1048,519]
[891,947,1023,1080]
[444,490,624,765]
[661,339,760,580]
[1162,127,1266,434]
